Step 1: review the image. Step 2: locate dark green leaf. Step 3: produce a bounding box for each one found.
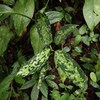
[45,11,64,24]
[0,91,9,100]
[0,26,13,56]
[61,93,70,100]
[30,25,45,55]
[65,13,72,23]
[40,82,48,98]
[0,4,13,21]
[0,62,18,94]
[3,0,15,5]
[0,4,13,14]
[96,72,100,81]
[83,63,94,71]
[74,35,82,45]
[23,93,29,100]
[47,80,58,89]
[51,90,61,100]
[31,84,39,100]
[20,79,36,90]
[12,0,35,36]
[42,96,48,100]
[15,76,26,85]
[45,75,55,80]
[55,6,63,11]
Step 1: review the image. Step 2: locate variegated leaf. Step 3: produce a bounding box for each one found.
[17,48,50,77]
[54,50,87,89]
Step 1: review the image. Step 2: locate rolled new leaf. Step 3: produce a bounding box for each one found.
[17,48,50,77]
[54,50,87,89]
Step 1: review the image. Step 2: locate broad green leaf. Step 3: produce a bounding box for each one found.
[74,47,82,53]
[45,75,55,80]
[3,0,15,5]
[96,72,100,81]
[17,48,50,77]
[30,14,52,55]
[12,0,35,36]
[74,35,82,45]
[62,46,71,52]
[0,4,13,21]
[45,11,64,24]
[15,76,26,84]
[79,24,87,35]
[54,24,77,45]
[51,90,61,100]
[40,82,48,98]
[60,93,70,100]
[20,79,36,90]
[96,92,100,98]
[0,26,13,56]
[83,0,100,30]
[94,0,100,16]
[83,63,94,71]
[23,93,29,100]
[0,62,18,94]
[82,35,90,46]
[95,57,100,71]
[55,50,87,89]
[0,4,13,14]
[20,74,38,89]
[47,80,58,89]
[30,25,45,55]
[83,0,94,30]
[31,84,39,100]
[57,67,67,83]
[0,91,9,100]
[42,96,48,100]
[90,72,97,82]
[65,13,72,23]
[55,7,63,11]
[90,81,100,89]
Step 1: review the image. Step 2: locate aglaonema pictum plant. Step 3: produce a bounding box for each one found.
[16,7,87,99]
[2,0,100,99]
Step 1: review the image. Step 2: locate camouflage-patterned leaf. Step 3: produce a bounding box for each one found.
[54,50,87,89]
[17,48,50,77]
[54,24,78,45]
[30,14,52,55]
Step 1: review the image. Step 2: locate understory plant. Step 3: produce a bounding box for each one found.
[0,0,100,100]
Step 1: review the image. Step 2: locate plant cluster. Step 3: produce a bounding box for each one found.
[0,0,100,100]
